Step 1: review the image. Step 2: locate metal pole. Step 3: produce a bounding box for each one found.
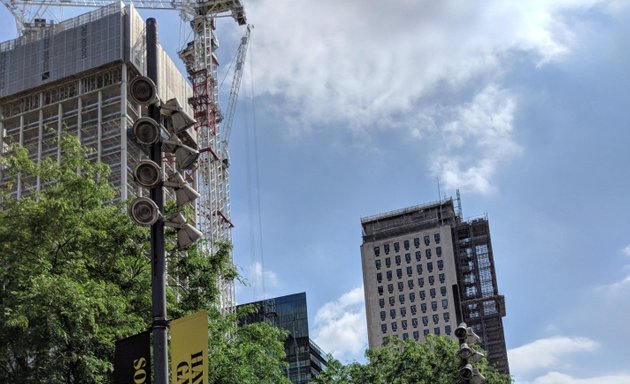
[458,322,470,384]
[147,17,168,384]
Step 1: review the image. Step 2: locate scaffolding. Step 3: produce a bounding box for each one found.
[0,4,192,203]
[0,0,248,314]
[454,218,509,374]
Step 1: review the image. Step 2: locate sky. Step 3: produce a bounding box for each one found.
[2,1,630,383]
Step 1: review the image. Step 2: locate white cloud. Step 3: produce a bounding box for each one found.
[600,272,630,293]
[249,261,278,285]
[241,261,279,299]
[532,371,630,384]
[430,85,521,194]
[623,244,630,257]
[245,0,618,193]
[313,286,367,361]
[508,336,599,375]
[247,0,612,134]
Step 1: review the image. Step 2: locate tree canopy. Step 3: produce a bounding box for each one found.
[0,136,290,383]
[312,335,512,384]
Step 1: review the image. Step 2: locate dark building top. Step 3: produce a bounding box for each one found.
[361,199,460,242]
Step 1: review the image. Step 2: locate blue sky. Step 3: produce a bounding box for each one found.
[2,1,630,383]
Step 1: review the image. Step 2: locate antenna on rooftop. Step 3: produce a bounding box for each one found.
[456,189,463,219]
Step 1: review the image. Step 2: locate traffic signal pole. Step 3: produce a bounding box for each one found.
[146,18,169,384]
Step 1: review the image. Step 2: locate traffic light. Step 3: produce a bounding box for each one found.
[455,322,485,384]
[127,76,202,249]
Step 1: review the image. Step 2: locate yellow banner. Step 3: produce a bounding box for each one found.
[170,311,208,384]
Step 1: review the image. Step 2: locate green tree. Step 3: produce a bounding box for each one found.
[206,308,290,384]
[312,335,511,384]
[0,136,289,383]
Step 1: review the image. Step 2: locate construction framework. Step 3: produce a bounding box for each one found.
[0,0,248,310]
[0,4,191,201]
[453,217,509,374]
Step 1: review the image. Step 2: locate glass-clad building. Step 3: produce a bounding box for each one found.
[238,292,329,384]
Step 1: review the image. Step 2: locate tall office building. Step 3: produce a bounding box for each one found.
[0,4,192,201]
[238,292,329,384]
[360,198,509,373]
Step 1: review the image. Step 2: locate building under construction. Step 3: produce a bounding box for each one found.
[0,3,192,202]
[360,197,510,374]
[0,0,248,310]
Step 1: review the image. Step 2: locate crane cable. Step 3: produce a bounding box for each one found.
[250,40,266,300]
[244,35,265,300]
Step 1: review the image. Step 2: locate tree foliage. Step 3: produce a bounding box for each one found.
[0,136,289,383]
[312,335,512,384]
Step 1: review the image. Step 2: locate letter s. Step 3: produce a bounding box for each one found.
[133,357,147,370]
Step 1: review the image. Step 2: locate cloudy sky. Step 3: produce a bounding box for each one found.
[2,1,630,383]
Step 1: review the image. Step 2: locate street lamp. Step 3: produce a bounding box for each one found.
[126,20,202,384]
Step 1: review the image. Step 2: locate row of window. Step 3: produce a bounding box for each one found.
[380,305,450,322]
[381,323,452,337]
[375,247,443,263]
[378,285,449,302]
[378,298,450,314]
[376,260,445,279]
[373,234,441,256]
[378,274,447,292]
[375,258,444,275]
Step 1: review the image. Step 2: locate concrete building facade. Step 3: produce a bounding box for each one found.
[0,3,192,201]
[360,198,509,374]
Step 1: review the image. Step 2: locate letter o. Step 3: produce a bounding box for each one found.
[134,368,147,384]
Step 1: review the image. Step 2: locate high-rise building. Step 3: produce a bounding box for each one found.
[360,198,509,373]
[238,292,329,384]
[0,3,192,201]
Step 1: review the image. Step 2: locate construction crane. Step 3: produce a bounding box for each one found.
[1,0,249,310]
[1,0,246,34]
[222,25,251,149]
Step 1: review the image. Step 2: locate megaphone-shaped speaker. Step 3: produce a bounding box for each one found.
[133,117,161,146]
[129,197,161,226]
[134,160,162,188]
[177,223,203,250]
[471,367,486,384]
[165,212,203,249]
[161,98,196,134]
[163,172,200,207]
[163,135,199,170]
[129,76,159,106]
